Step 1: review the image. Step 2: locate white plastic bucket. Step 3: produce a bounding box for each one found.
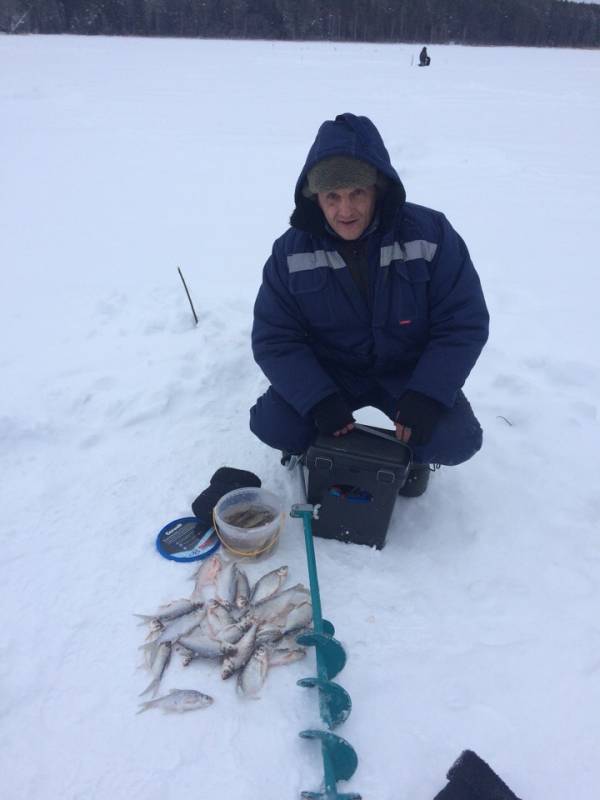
[213,487,285,559]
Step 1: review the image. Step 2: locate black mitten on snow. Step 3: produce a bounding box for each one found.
[191,467,261,530]
[433,750,523,800]
[312,393,355,435]
[395,390,445,445]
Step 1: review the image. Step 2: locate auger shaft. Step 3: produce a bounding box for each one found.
[291,460,361,799]
[297,506,324,636]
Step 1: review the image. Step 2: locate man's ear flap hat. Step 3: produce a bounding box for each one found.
[302,156,386,198]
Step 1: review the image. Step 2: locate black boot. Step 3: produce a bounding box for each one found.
[433,749,523,799]
[398,463,431,497]
[280,450,305,467]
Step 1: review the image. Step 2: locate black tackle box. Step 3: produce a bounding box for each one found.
[305,427,412,549]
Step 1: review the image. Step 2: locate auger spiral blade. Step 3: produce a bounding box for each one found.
[296,677,352,729]
[299,730,360,798]
[296,631,347,680]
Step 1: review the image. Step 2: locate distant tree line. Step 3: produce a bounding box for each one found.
[1,0,599,48]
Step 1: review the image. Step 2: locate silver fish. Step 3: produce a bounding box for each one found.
[190,552,222,581]
[221,623,258,679]
[177,632,237,661]
[217,617,254,644]
[143,605,206,642]
[134,599,203,631]
[237,645,269,697]
[252,584,310,625]
[140,608,206,662]
[233,563,250,610]
[250,566,289,604]
[206,599,236,637]
[139,641,171,697]
[268,647,306,667]
[190,554,222,600]
[215,560,237,605]
[255,622,284,645]
[282,601,313,634]
[180,648,235,667]
[137,689,213,714]
[275,631,309,651]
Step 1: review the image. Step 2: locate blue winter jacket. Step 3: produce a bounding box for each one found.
[252,113,489,417]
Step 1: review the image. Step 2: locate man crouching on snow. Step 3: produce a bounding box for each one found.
[249,113,489,497]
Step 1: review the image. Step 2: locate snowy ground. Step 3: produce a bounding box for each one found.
[1,34,600,800]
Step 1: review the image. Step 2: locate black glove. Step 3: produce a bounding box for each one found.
[312,393,355,435]
[395,390,444,445]
[191,468,261,529]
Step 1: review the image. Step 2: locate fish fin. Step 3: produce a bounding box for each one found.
[136,701,154,714]
[188,565,202,580]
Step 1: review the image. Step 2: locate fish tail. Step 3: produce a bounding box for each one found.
[136,701,154,714]
[138,677,158,697]
[133,614,154,624]
[138,641,159,669]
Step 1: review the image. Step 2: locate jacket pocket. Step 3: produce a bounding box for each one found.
[387,259,430,344]
[289,268,332,328]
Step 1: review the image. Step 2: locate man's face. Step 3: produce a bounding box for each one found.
[317,185,377,241]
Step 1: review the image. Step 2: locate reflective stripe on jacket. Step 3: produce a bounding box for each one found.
[252,202,489,416]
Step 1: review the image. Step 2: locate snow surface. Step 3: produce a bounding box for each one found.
[1,34,600,800]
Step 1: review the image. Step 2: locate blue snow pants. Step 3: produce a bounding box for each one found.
[249,385,483,466]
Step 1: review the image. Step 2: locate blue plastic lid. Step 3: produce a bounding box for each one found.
[155,517,221,562]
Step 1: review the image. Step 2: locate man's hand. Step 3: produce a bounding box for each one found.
[395,422,412,443]
[395,390,444,445]
[312,393,355,436]
[333,422,355,437]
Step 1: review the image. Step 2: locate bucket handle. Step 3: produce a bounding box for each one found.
[212,509,286,558]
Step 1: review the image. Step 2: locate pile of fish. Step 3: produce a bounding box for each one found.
[135,554,312,712]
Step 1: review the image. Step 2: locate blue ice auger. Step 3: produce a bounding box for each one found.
[289,458,361,800]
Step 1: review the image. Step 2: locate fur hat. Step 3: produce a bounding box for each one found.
[302,156,381,198]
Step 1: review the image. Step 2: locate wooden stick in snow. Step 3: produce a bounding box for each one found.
[177,267,199,325]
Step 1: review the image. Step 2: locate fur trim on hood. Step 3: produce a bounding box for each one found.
[290,113,406,237]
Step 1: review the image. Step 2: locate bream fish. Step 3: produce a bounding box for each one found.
[249,566,289,604]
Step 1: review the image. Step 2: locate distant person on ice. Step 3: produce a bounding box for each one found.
[419,46,431,66]
[250,113,488,496]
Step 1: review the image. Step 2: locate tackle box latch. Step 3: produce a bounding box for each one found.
[376,469,396,484]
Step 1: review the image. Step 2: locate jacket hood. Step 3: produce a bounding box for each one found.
[290,113,406,236]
